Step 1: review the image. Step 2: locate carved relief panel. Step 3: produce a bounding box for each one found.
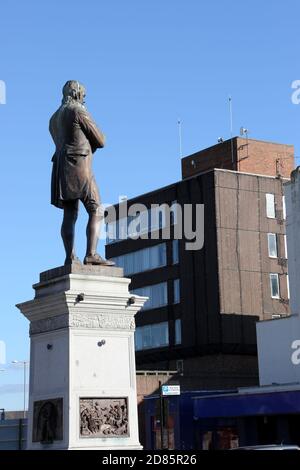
[80,398,129,438]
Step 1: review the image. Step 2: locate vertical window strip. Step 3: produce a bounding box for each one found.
[175,319,182,345]
[174,279,180,304]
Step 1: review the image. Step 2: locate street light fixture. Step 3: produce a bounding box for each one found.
[11,360,29,419]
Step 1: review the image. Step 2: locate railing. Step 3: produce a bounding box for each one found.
[137,370,178,377]
[0,419,27,450]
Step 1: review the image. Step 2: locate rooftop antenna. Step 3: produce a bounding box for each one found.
[240,126,250,159]
[229,96,234,164]
[240,126,249,139]
[178,119,182,158]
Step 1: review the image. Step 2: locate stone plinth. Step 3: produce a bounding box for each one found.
[16,263,147,450]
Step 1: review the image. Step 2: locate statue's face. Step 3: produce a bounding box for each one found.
[77,84,86,104]
[79,89,86,104]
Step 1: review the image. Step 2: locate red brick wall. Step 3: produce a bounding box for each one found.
[181,139,236,178]
[236,138,294,178]
[181,138,294,179]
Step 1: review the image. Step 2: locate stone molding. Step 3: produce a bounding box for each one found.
[30,312,136,335]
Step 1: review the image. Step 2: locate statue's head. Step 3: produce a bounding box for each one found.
[62,80,86,105]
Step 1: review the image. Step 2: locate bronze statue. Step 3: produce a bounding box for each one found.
[49,81,114,266]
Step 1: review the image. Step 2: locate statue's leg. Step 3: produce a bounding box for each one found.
[85,209,101,257]
[61,200,79,265]
[82,186,114,266]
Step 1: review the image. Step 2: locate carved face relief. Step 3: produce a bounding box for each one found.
[32,398,63,443]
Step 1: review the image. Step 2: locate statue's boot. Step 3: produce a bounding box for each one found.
[83,253,115,266]
[64,254,82,265]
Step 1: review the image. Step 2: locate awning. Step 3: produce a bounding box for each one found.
[193,390,300,419]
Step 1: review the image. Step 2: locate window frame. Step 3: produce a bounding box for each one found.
[266,193,276,219]
[282,196,286,220]
[270,273,280,299]
[287,274,290,300]
[284,234,288,259]
[267,233,278,258]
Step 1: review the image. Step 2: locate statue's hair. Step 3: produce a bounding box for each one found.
[62,80,86,105]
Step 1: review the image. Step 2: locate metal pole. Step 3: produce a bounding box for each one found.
[229,96,234,165]
[159,380,164,449]
[23,362,26,419]
[178,119,182,159]
[18,418,22,450]
[11,360,28,418]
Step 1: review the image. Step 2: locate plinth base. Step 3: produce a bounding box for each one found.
[17,264,146,450]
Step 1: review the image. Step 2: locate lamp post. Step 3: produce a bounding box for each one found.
[12,360,29,418]
[0,370,5,420]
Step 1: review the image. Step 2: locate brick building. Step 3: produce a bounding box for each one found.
[105,137,294,391]
[181,137,294,179]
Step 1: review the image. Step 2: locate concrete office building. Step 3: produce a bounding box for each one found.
[105,138,294,390]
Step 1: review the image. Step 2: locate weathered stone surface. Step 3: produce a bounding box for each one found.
[40,263,123,282]
[17,268,147,450]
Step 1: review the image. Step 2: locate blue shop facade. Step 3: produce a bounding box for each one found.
[144,385,300,450]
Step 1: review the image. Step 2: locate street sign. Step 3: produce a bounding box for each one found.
[161,385,180,396]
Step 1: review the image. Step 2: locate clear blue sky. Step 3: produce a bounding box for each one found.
[0,0,300,410]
